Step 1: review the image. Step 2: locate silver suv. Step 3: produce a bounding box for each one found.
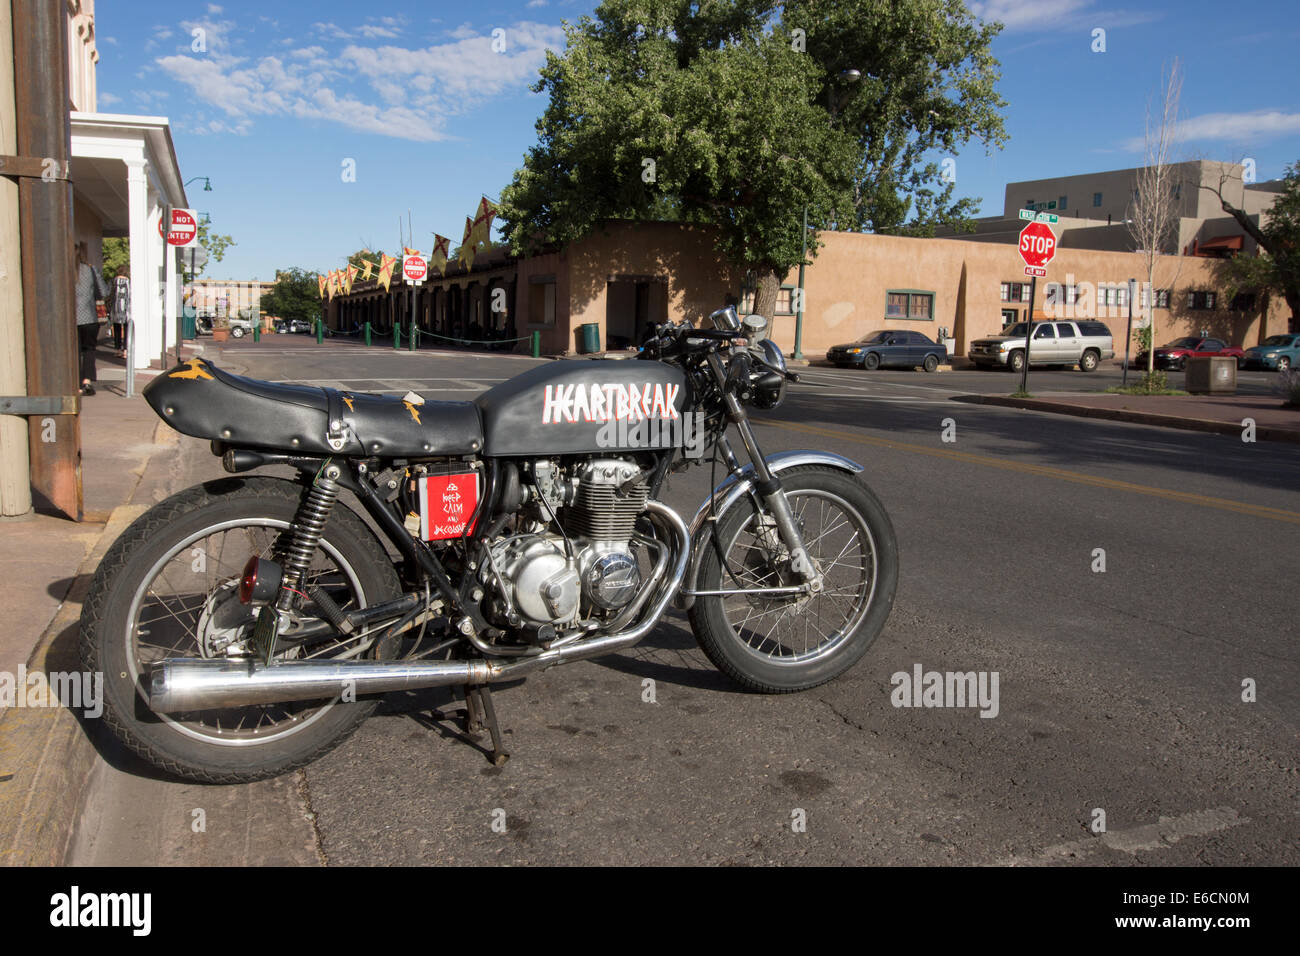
[970,320,1114,373]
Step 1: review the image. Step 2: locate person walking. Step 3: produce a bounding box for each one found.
[75,241,108,396]
[109,264,130,356]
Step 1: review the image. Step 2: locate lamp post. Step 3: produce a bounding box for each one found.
[795,69,861,360]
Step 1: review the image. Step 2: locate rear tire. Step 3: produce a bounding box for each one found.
[688,466,898,693]
[80,476,403,783]
[922,354,939,373]
[1079,349,1099,372]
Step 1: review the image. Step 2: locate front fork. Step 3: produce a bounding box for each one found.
[716,377,822,593]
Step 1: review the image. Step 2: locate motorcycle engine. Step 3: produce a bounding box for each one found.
[485,458,648,631]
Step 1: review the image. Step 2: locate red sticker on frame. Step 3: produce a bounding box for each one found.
[418,472,480,540]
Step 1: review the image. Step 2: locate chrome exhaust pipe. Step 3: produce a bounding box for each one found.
[150,658,493,712]
[148,501,690,713]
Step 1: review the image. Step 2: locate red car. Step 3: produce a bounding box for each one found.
[1136,336,1247,370]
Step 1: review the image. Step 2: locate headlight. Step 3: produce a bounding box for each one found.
[758,338,787,373]
[847,347,861,354]
[997,342,1010,351]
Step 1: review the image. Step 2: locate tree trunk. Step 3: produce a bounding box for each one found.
[751,266,783,337]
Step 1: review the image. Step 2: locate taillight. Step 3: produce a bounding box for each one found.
[239,557,260,604]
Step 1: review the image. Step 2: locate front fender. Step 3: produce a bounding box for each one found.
[677,450,865,611]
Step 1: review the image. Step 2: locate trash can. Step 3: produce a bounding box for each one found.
[578,322,601,354]
[1185,355,1237,394]
[182,312,197,340]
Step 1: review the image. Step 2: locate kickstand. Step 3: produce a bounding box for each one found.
[463,684,509,767]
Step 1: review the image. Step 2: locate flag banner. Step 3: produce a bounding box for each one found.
[403,246,422,258]
[458,217,476,270]
[344,264,357,294]
[360,259,373,281]
[317,274,326,298]
[327,270,337,299]
[468,196,499,250]
[430,234,450,276]
[378,253,397,292]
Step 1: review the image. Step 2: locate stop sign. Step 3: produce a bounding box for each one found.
[402,255,427,283]
[160,208,199,247]
[1018,221,1057,270]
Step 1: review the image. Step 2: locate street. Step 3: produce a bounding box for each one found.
[70,339,1300,866]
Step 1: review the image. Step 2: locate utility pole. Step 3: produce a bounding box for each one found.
[10,0,81,520]
[0,0,30,515]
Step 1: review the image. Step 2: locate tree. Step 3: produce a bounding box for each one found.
[347,247,386,274]
[499,0,1006,323]
[261,268,321,323]
[101,237,129,284]
[1204,159,1300,326]
[180,218,235,280]
[1127,60,1183,379]
[781,0,1008,236]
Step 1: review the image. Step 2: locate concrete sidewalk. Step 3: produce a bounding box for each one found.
[0,344,190,865]
[957,390,1300,443]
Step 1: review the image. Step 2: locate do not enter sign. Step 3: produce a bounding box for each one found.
[1019,221,1057,275]
[403,254,427,284]
[159,208,200,247]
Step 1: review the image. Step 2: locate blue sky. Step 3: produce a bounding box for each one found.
[93,0,1300,280]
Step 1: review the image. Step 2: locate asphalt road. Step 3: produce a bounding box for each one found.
[71,338,1300,866]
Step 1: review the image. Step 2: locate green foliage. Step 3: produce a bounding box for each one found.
[1106,371,1181,395]
[1276,368,1300,407]
[101,237,130,284]
[183,219,235,279]
[500,0,1006,313]
[347,248,386,272]
[1214,158,1300,311]
[261,267,321,323]
[1134,323,1153,353]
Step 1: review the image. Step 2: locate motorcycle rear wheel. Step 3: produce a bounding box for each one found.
[688,466,898,693]
[80,476,403,783]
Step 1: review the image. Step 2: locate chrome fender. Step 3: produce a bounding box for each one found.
[677,450,864,611]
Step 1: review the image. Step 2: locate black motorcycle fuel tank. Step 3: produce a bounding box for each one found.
[475,359,688,456]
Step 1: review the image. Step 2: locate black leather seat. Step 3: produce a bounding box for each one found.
[143,358,482,458]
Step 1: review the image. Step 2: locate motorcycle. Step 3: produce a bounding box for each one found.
[80,306,897,782]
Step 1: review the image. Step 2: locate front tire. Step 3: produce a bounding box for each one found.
[1008,350,1025,373]
[688,466,898,693]
[863,352,881,371]
[80,476,403,783]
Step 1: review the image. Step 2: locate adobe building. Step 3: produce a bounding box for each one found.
[328,218,1292,360]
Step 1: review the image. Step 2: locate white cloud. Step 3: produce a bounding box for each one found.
[1121,110,1300,151]
[154,21,565,142]
[101,36,117,45]
[99,91,121,105]
[969,0,1160,32]
[207,4,223,14]
[527,1,549,7]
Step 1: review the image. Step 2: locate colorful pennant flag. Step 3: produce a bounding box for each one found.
[359,259,373,281]
[430,234,450,276]
[378,253,397,292]
[458,217,477,271]
[403,246,422,258]
[317,274,326,299]
[467,196,499,250]
[343,265,357,294]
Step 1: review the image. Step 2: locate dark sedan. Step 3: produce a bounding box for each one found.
[1134,336,1247,370]
[826,330,947,372]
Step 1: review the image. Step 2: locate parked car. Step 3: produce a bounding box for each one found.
[970,320,1114,373]
[226,317,255,338]
[826,330,947,372]
[275,318,312,334]
[1243,333,1300,371]
[1135,336,1246,370]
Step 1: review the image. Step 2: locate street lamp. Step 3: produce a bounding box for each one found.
[795,69,862,360]
[184,176,212,192]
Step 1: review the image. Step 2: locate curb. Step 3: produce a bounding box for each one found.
[0,503,146,866]
[956,394,1300,444]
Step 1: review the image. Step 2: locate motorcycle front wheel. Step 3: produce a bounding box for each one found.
[688,465,898,693]
[80,476,403,783]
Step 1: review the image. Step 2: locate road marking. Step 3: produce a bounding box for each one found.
[995,807,1248,865]
[765,419,1300,525]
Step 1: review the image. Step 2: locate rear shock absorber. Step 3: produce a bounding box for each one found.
[277,460,343,610]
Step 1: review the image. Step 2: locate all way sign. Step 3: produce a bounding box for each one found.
[1018,220,1057,277]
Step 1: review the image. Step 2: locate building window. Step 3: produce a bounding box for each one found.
[885,290,934,320]
[528,277,556,326]
[1001,281,1029,303]
[1230,292,1256,312]
[1187,290,1217,311]
[1058,195,1068,211]
[1157,289,1170,308]
[1093,192,1103,207]
[1066,284,1079,305]
[775,286,796,315]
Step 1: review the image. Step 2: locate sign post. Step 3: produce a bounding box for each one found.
[403,254,427,352]
[1017,220,1058,393]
